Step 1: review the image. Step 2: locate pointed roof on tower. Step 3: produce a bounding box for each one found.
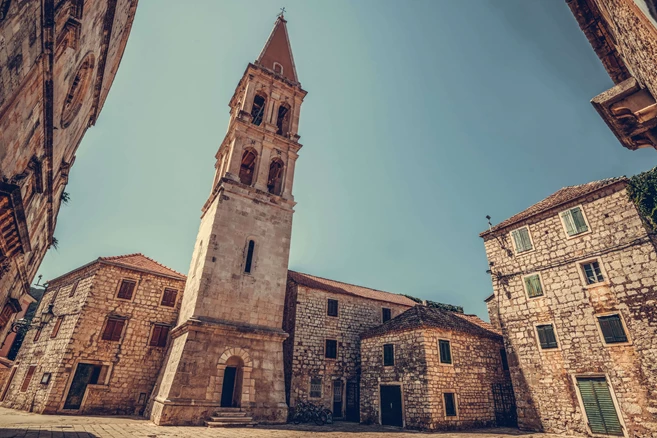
[256,14,299,84]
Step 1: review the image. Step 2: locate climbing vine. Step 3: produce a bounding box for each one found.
[628,167,657,232]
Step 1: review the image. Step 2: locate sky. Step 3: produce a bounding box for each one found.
[37,0,657,320]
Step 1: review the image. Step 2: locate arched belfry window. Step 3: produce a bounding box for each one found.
[239,149,257,186]
[273,62,283,75]
[276,103,291,137]
[251,93,266,126]
[267,158,285,196]
[244,240,255,274]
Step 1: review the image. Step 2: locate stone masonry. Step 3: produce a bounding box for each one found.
[481,177,657,437]
[0,254,185,415]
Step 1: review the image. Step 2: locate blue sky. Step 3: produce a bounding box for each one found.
[38,0,656,319]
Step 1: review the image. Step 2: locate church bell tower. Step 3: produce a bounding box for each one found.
[150,15,306,425]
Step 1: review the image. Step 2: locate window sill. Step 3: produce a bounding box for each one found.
[514,248,536,258]
[564,229,592,240]
[602,340,633,347]
[583,281,610,289]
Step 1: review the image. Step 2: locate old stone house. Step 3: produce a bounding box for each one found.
[0,253,185,415]
[360,305,513,431]
[0,0,138,363]
[481,177,657,437]
[566,0,657,151]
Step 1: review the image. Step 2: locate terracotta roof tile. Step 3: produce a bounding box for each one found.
[481,177,627,236]
[99,253,186,280]
[288,271,417,307]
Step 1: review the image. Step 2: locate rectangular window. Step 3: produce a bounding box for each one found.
[68,280,79,297]
[101,317,125,342]
[561,206,589,236]
[20,366,36,392]
[327,299,338,317]
[310,377,322,398]
[439,340,452,364]
[116,279,136,300]
[160,288,178,307]
[597,314,628,344]
[50,316,64,338]
[500,348,509,371]
[33,327,42,342]
[383,344,394,366]
[582,261,604,285]
[536,324,558,349]
[443,392,457,417]
[576,377,623,436]
[382,308,391,323]
[524,274,544,298]
[325,339,337,359]
[511,227,533,253]
[149,324,170,347]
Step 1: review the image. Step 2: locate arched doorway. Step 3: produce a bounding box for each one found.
[220,356,244,408]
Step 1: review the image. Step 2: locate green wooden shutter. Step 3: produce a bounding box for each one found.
[571,207,589,233]
[520,228,533,252]
[511,229,521,252]
[577,377,623,436]
[598,315,628,344]
[439,340,452,364]
[525,275,543,298]
[561,210,576,236]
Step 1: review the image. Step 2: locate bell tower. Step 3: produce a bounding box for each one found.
[150,15,306,425]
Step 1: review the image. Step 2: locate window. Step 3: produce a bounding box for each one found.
[101,317,125,342]
[581,261,604,285]
[50,316,64,338]
[116,279,136,300]
[239,149,257,186]
[20,366,36,392]
[536,324,558,349]
[160,288,178,307]
[560,206,589,237]
[149,324,170,347]
[500,349,509,371]
[40,373,51,385]
[524,274,544,298]
[576,377,623,436]
[0,304,14,330]
[244,240,255,273]
[276,103,291,137]
[383,344,394,366]
[61,53,95,128]
[33,327,42,342]
[310,377,322,398]
[267,158,285,196]
[325,339,337,359]
[443,392,457,417]
[68,280,79,297]
[273,62,283,75]
[382,308,391,323]
[327,299,338,317]
[0,0,11,22]
[597,314,628,344]
[251,93,266,126]
[511,227,533,253]
[439,340,452,364]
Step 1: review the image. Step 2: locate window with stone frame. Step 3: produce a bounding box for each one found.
[251,93,266,126]
[443,392,457,417]
[382,307,392,323]
[597,314,628,344]
[244,240,255,274]
[68,280,79,297]
[536,324,558,349]
[325,339,337,359]
[560,206,589,237]
[327,299,338,317]
[160,288,178,307]
[116,279,136,300]
[20,366,36,392]
[149,324,170,347]
[581,260,604,285]
[439,339,452,364]
[523,274,544,298]
[510,226,533,253]
[50,316,64,338]
[309,377,322,398]
[383,344,394,366]
[101,317,126,342]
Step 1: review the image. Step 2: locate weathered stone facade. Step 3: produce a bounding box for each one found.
[482,178,657,437]
[360,306,512,431]
[0,254,185,415]
[0,0,138,359]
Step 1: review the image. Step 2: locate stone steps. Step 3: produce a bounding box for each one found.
[205,408,256,428]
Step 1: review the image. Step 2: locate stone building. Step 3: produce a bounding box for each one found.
[360,305,513,431]
[0,253,185,415]
[0,0,138,359]
[283,271,416,421]
[481,177,657,437]
[566,0,657,151]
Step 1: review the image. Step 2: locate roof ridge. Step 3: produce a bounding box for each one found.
[99,253,186,279]
[289,270,400,296]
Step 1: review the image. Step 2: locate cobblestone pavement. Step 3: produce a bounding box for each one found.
[0,408,570,438]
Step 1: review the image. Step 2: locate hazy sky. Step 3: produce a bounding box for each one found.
[38,0,656,319]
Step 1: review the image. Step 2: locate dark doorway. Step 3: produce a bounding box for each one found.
[492,382,517,427]
[64,363,102,410]
[220,367,237,407]
[332,380,343,419]
[345,378,360,422]
[380,385,403,427]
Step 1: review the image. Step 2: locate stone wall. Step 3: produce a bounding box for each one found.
[483,182,657,436]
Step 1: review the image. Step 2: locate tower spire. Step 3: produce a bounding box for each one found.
[256,14,299,83]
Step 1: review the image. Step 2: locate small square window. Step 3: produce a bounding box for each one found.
[597,314,628,344]
[327,299,338,317]
[581,261,604,285]
[536,324,558,349]
[561,206,589,237]
[101,317,126,342]
[382,308,391,323]
[116,279,136,300]
[325,339,337,359]
[439,340,452,364]
[443,392,457,417]
[383,344,394,366]
[310,377,322,398]
[149,324,170,347]
[160,288,178,307]
[511,227,533,253]
[524,274,544,298]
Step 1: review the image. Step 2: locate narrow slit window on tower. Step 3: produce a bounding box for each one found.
[251,93,266,126]
[239,149,257,186]
[267,158,284,196]
[276,103,290,137]
[244,240,255,274]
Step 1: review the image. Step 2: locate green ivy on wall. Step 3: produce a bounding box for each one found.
[628,167,657,232]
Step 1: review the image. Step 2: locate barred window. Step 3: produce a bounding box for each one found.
[310,377,322,398]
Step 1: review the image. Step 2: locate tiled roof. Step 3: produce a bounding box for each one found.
[99,253,186,280]
[481,177,627,236]
[288,271,417,307]
[361,305,501,340]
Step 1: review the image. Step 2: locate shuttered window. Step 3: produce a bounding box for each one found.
[582,261,604,285]
[50,316,64,338]
[160,288,178,307]
[443,392,457,417]
[20,366,37,392]
[310,377,322,398]
[511,227,533,253]
[101,317,125,342]
[382,308,391,323]
[383,344,394,366]
[149,324,170,347]
[325,339,337,359]
[576,377,623,436]
[327,299,338,317]
[536,324,558,349]
[524,274,544,298]
[561,207,589,236]
[597,315,628,344]
[116,279,136,300]
[439,340,452,364]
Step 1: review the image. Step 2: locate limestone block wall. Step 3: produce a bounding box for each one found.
[483,183,657,437]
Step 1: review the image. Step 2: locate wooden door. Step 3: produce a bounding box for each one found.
[577,377,623,436]
[345,379,360,422]
[63,364,97,410]
[380,385,403,427]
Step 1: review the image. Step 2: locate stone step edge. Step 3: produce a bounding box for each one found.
[209,416,254,422]
[205,421,258,428]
